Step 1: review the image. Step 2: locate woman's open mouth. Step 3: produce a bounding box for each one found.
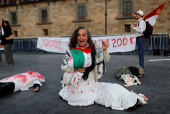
[79,41,84,43]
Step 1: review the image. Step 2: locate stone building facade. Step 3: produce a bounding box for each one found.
[0,0,169,38]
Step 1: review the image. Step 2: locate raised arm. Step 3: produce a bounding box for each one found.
[102,41,110,62]
[103,49,110,62]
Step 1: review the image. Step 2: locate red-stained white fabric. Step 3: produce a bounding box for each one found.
[59,80,147,109]
[62,50,92,92]
[95,82,147,110]
[0,71,45,91]
[59,71,98,106]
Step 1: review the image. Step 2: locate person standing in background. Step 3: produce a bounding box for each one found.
[1,20,14,65]
[130,10,146,76]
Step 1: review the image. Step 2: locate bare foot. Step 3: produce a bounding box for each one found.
[34,87,39,92]
[132,91,147,101]
[141,96,147,101]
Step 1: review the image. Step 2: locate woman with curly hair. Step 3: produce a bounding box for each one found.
[59,27,147,110]
[61,27,97,92]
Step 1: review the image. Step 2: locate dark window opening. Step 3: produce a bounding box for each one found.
[41,10,47,23]
[2,0,6,5]
[123,1,131,17]
[14,31,18,37]
[44,29,48,36]
[9,0,17,4]
[125,25,131,32]
[78,6,85,20]
[11,12,17,25]
[23,0,31,2]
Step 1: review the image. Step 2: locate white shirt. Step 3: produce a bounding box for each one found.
[133,18,146,38]
[13,80,42,92]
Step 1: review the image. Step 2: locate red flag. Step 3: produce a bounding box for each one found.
[144,2,166,28]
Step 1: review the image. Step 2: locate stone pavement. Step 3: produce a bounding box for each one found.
[0,53,170,114]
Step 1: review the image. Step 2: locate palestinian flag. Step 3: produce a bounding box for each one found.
[70,47,92,69]
[1,19,5,36]
[144,2,166,28]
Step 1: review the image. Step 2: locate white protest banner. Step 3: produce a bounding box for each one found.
[37,35,136,53]
[0,40,4,50]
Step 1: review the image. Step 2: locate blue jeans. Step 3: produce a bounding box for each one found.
[136,36,145,69]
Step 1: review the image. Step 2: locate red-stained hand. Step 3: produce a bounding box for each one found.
[102,41,108,51]
[75,68,86,73]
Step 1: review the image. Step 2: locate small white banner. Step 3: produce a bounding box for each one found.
[37,35,136,53]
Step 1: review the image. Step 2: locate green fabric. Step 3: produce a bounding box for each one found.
[70,49,85,69]
[114,66,132,80]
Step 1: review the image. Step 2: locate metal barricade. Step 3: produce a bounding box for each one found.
[145,34,169,55]
[12,38,47,54]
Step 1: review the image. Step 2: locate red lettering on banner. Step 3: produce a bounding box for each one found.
[117,38,122,46]
[42,39,50,46]
[130,37,134,45]
[52,40,55,48]
[98,39,103,47]
[40,36,135,53]
[94,40,97,44]
[59,47,65,53]
[66,42,69,47]
[49,40,52,47]
[54,39,62,49]
[123,38,128,46]
[103,39,110,48]
[42,39,62,49]
[112,39,117,47]
[96,39,110,48]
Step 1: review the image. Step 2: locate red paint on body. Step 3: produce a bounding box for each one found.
[73,77,76,83]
